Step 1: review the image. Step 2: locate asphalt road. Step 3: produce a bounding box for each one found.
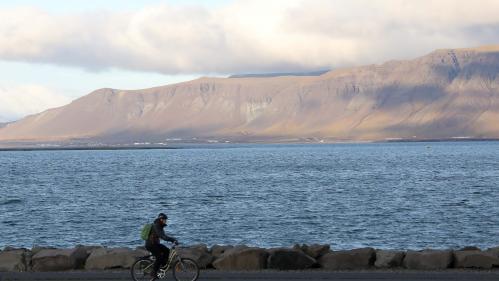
[2,270,499,281]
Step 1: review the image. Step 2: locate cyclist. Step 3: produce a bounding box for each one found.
[146,213,178,279]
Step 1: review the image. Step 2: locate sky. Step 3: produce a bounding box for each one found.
[1,0,499,122]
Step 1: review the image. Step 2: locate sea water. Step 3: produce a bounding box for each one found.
[1,142,499,250]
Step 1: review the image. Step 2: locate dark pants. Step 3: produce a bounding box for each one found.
[146,243,170,273]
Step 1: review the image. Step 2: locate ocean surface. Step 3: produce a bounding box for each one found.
[1,142,499,250]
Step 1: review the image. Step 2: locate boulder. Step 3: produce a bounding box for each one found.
[75,245,103,256]
[189,244,210,253]
[212,247,268,270]
[32,248,88,271]
[222,245,249,256]
[459,246,481,251]
[454,250,499,269]
[85,247,149,270]
[486,247,499,258]
[210,245,234,259]
[3,246,22,252]
[267,248,316,270]
[31,246,57,256]
[29,246,57,269]
[403,250,453,270]
[293,244,330,259]
[0,249,27,272]
[374,250,405,268]
[177,245,214,269]
[318,248,375,270]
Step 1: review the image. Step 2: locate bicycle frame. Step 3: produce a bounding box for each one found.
[153,245,182,278]
[161,246,180,271]
[138,246,178,274]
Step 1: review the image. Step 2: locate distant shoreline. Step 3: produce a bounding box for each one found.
[382,138,499,143]
[0,138,498,151]
[0,146,180,152]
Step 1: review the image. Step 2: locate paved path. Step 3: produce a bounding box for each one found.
[2,270,499,281]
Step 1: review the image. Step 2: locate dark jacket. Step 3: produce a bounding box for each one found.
[146,218,177,246]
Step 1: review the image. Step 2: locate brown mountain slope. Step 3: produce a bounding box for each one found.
[1,45,499,143]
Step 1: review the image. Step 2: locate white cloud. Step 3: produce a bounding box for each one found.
[0,0,499,75]
[0,84,71,122]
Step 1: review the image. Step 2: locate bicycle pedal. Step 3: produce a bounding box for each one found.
[157,270,167,279]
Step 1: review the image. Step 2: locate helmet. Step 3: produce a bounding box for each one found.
[158,213,168,220]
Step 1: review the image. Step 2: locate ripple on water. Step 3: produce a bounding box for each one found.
[0,199,23,205]
[2,220,17,226]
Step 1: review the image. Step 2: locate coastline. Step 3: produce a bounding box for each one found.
[1,138,499,151]
[1,244,499,272]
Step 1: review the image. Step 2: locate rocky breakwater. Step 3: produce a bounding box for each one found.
[1,244,499,272]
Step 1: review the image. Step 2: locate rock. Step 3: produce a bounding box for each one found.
[85,248,149,270]
[212,248,268,270]
[403,250,453,270]
[75,245,102,256]
[30,246,57,270]
[267,248,316,270]
[31,246,57,256]
[486,247,499,258]
[188,244,209,252]
[177,245,214,269]
[222,245,249,256]
[210,245,234,259]
[454,250,499,269]
[32,248,88,271]
[318,248,375,270]
[305,244,330,259]
[3,246,22,252]
[0,249,27,272]
[459,246,481,251]
[459,246,480,251]
[293,244,330,259]
[374,250,405,268]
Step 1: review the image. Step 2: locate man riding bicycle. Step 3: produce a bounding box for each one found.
[146,213,178,279]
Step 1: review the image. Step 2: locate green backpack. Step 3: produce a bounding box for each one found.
[140,223,153,240]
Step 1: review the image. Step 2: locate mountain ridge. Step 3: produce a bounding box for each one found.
[1,45,499,145]
[228,70,329,78]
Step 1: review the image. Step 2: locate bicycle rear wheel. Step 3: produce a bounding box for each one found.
[131,258,154,281]
[172,258,199,281]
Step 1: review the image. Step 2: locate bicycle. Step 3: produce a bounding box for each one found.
[131,243,199,281]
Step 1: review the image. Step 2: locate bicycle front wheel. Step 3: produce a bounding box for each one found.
[172,258,199,281]
[131,258,154,281]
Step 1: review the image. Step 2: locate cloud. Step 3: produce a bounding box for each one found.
[1,0,499,75]
[0,84,71,122]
